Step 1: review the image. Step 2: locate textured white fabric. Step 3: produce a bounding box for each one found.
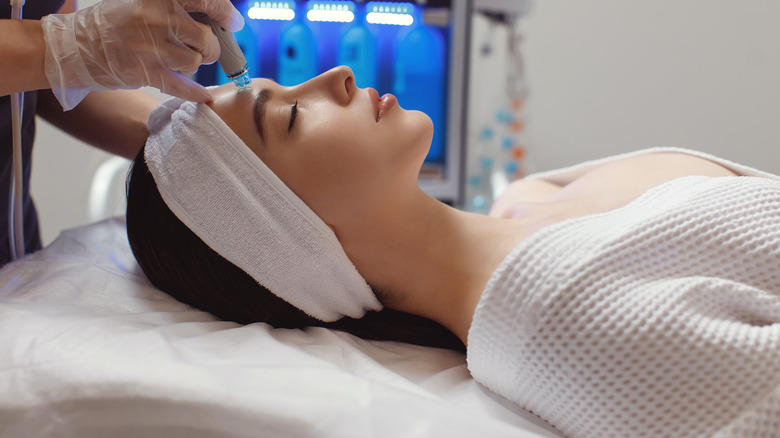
[468,174,780,438]
[144,97,381,322]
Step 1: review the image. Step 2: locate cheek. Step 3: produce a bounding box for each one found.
[300,114,380,173]
[301,140,380,195]
[264,108,431,222]
[268,136,375,213]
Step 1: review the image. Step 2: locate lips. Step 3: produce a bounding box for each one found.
[377,94,397,122]
[367,88,396,122]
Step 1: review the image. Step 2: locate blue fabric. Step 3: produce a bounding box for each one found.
[1,0,66,266]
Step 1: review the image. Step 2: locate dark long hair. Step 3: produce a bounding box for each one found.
[126,148,464,352]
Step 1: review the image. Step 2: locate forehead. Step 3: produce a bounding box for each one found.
[209,78,277,103]
[205,78,279,156]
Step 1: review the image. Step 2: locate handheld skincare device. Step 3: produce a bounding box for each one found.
[206,18,251,87]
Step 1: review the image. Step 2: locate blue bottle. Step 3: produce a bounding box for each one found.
[392,25,446,163]
[338,24,378,89]
[278,22,317,86]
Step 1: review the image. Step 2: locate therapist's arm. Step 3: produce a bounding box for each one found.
[0,0,74,96]
[35,0,153,160]
[0,19,50,95]
[34,0,159,160]
[36,88,159,159]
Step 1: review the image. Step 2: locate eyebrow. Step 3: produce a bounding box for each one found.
[253,88,272,144]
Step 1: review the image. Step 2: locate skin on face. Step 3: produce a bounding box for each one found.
[204,67,498,344]
[206,66,434,229]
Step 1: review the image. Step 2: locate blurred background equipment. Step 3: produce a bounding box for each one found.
[193,0,532,207]
[36,0,780,244]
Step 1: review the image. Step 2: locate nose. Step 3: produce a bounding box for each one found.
[299,65,355,105]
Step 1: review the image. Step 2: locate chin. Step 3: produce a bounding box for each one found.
[407,111,435,166]
[408,110,434,142]
[390,109,435,166]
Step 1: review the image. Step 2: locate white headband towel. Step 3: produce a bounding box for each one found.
[144,97,382,322]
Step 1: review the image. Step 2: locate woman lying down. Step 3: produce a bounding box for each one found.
[126,66,780,438]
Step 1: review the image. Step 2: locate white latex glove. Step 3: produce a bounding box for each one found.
[41,0,244,110]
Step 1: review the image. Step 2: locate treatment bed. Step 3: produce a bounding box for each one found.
[0,217,562,437]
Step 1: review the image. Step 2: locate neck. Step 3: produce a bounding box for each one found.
[335,188,530,346]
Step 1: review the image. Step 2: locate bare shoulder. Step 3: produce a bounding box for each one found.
[549,151,739,210]
[489,151,738,219]
[489,178,562,218]
[602,151,739,179]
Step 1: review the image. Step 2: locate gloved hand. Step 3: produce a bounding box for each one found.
[40,0,245,110]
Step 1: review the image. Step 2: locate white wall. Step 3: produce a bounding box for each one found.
[31,0,780,244]
[520,0,780,174]
[31,121,120,245]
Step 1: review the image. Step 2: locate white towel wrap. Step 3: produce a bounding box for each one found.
[144,97,382,322]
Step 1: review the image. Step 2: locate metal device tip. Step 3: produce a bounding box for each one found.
[231,70,252,88]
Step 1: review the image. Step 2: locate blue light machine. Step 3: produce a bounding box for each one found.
[195,0,470,205]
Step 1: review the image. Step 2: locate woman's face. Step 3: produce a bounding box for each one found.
[207,66,434,227]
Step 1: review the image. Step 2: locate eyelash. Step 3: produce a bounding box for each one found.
[288,101,298,133]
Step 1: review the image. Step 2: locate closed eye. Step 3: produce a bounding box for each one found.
[288,101,298,133]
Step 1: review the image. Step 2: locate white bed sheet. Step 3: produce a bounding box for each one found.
[0,218,562,438]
